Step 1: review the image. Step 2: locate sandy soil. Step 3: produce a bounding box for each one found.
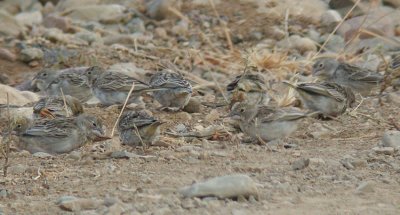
[1,0,400,214]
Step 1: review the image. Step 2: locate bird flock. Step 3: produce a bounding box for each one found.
[8,56,399,155]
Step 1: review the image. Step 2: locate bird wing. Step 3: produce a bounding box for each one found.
[297,83,346,102]
[96,72,149,92]
[119,112,157,130]
[339,64,383,83]
[150,72,191,90]
[257,107,306,122]
[23,118,75,138]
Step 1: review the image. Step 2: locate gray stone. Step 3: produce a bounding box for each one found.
[74,31,102,45]
[0,48,16,62]
[146,0,182,20]
[66,4,126,22]
[355,181,375,194]
[19,48,44,63]
[43,14,72,32]
[15,10,43,27]
[57,195,102,212]
[381,130,400,149]
[320,10,342,31]
[292,158,310,170]
[179,174,259,199]
[110,150,137,159]
[32,151,53,158]
[126,18,145,33]
[372,147,395,155]
[0,10,24,37]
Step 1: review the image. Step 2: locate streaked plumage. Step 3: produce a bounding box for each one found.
[33,95,83,119]
[118,110,162,147]
[283,81,355,117]
[229,102,310,142]
[312,58,383,95]
[13,114,108,154]
[149,70,192,110]
[226,71,270,107]
[33,69,92,102]
[83,66,152,106]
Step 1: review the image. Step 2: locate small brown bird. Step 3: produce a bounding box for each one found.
[149,70,192,111]
[118,110,163,147]
[33,95,84,119]
[13,114,108,154]
[229,102,310,143]
[312,58,383,95]
[33,69,92,102]
[227,71,270,107]
[83,66,154,106]
[283,81,355,117]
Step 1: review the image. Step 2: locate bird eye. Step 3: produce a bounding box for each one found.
[42,73,47,77]
[240,108,245,113]
[17,124,21,128]
[87,71,92,75]
[318,63,324,68]
[92,122,97,127]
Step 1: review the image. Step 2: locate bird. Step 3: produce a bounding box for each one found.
[226,71,270,107]
[13,114,109,154]
[312,58,383,95]
[283,81,355,117]
[149,70,192,111]
[32,69,93,102]
[33,95,84,119]
[32,68,58,92]
[118,110,163,147]
[82,66,154,106]
[229,102,311,143]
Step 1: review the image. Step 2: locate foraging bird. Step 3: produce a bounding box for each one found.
[226,71,270,107]
[149,70,192,111]
[13,114,108,154]
[118,110,163,147]
[283,81,355,117]
[33,95,84,119]
[312,58,383,95]
[229,102,310,142]
[83,66,154,106]
[33,69,92,102]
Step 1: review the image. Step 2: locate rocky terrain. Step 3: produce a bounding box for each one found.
[1,0,400,214]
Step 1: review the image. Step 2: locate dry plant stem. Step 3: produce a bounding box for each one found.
[133,124,146,152]
[111,83,135,137]
[59,87,71,117]
[208,0,234,52]
[312,0,362,60]
[3,93,10,177]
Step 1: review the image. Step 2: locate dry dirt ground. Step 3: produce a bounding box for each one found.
[1,1,400,214]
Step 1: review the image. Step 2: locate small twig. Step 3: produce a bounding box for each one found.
[111,82,135,137]
[59,88,71,117]
[3,93,11,177]
[133,124,146,152]
[33,167,41,180]
[312,0,362,60]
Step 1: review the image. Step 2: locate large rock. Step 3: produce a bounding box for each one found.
[179,174,259,199]
[0,84,39,106]
[55,0,99,11]
[0,10,24,37]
